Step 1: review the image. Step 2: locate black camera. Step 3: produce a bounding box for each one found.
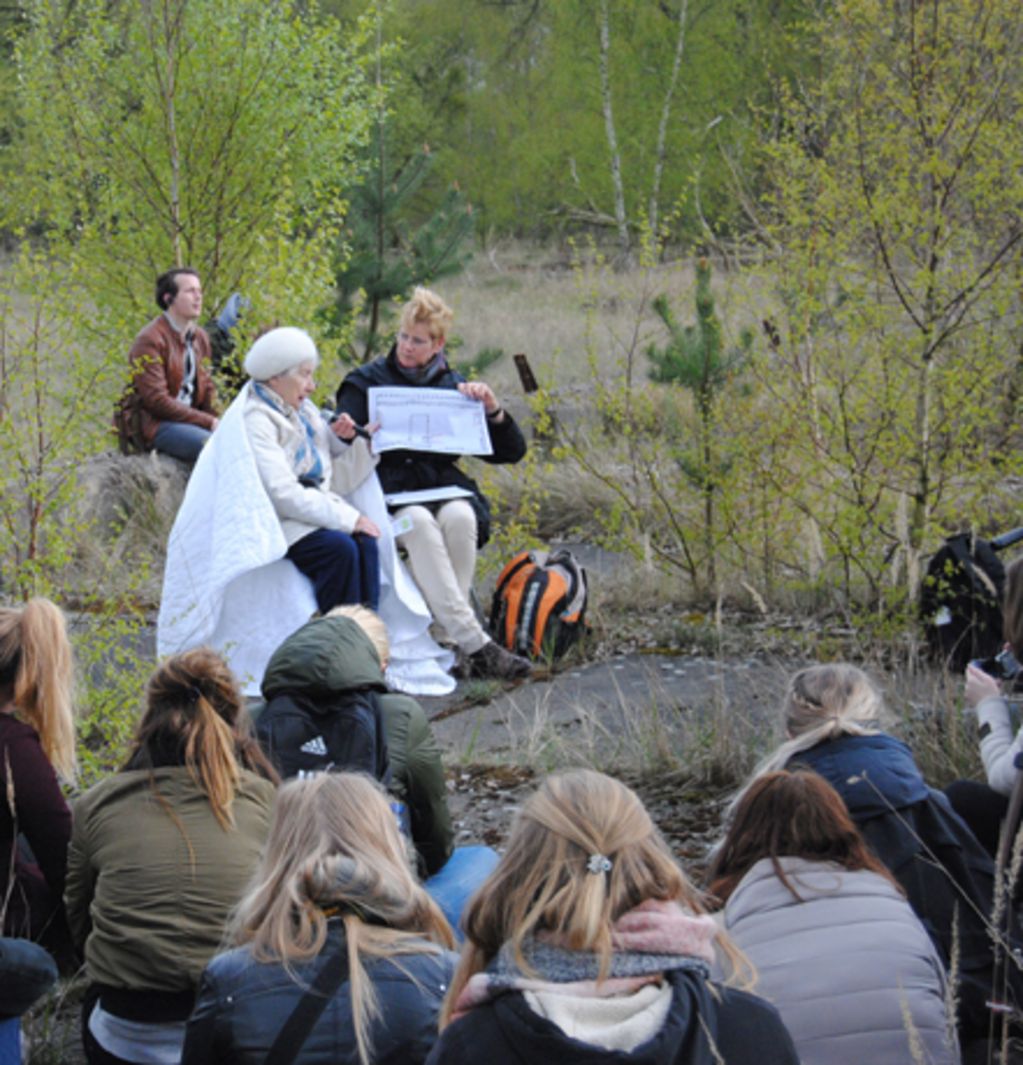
[970,648,1022,682]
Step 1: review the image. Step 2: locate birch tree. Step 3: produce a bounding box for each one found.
[8,0,376,343]
[760,0,1023,603]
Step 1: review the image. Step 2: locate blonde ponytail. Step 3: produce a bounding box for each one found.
[184,691,241,829]
[725,663,890,819]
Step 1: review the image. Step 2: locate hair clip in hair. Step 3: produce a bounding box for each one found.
[187,685,202,705]
[586,853,612,875]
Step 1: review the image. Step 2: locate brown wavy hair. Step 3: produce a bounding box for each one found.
[707,768,902,905]
[0,598,76,780]
[125,647,277,828]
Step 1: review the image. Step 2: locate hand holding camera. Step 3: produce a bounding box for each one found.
[965,648,1022,708]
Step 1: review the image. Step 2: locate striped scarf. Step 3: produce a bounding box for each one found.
[253,382,323,484]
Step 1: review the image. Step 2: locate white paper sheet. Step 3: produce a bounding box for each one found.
[385,485,474,508]
[368,386,493,456]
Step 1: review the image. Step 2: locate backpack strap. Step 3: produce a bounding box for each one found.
[264,930,349,1065]
[547,550,588,622]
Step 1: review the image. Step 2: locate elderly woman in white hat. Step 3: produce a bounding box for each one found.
[158,326,457,700]
[243,327,381,613]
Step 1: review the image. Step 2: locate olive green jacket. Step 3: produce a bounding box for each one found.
[260,615,455,875]
[65,766,275,991]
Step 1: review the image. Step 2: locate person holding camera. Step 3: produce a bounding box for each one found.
[954,556,1023,854]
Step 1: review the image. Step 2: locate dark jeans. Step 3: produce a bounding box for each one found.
[152,421,211,463]
[0,937,57,1018]
[286,528,380,613]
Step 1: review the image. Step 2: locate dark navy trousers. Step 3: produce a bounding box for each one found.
[286,529,380,613]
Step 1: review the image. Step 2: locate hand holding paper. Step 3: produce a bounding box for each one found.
[368,386,493,456]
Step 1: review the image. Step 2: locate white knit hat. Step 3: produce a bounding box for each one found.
[243,327,319,381]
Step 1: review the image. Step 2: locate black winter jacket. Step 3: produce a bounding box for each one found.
[337,348,526,546]
[182,923,457,1065]
[258,615,455,875]
[425,970,799,1065]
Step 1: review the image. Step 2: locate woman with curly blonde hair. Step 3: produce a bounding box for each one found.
[183,772,456,1065]
[429,769,797,1065]
[337,287,532,681]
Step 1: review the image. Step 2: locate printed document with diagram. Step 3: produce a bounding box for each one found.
[368,386,493,457]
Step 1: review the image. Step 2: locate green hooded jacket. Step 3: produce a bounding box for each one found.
[260,615,454,875]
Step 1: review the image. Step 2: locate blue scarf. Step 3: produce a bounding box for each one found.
[253,381,323,483]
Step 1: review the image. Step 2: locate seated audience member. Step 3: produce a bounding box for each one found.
[0,599,75,963]
[257,607,496,931]
[708,769,957,1065]
[734,662,1018,1060]
[244,326,381,613]
[65,649,277,1065]
[257,608,453,874]
[428,769,799,1065]
[953,555,1023,855]
[337,286,531,681]
[182,773,457,1065]
[121,267,219,462]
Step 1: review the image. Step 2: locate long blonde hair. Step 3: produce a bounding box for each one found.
[727,663,891,817]
[441,769,748,1026]
[230,773,453,1065]
[125,648,277,829]
[0,598,76,781]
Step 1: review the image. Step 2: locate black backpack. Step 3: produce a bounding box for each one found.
[920,529,1023,672]
[255,689,390,785]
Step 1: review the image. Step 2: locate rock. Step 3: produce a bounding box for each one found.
[62,451,188,604]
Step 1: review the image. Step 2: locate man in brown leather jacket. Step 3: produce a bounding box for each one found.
[123,268,219,462]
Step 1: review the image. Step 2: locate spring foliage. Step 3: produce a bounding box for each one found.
[8,0,376,350]
[0,0,379,771]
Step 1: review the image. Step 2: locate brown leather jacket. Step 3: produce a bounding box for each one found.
[126,315,218,447]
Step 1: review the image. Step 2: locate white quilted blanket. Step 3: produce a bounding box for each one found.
[156,388,455,696]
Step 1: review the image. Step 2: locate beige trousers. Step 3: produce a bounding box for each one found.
[396,499,488,653]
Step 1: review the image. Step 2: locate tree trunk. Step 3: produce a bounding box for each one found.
[148,0,184,264]
[597,0,631,264]
[649,0,689,238]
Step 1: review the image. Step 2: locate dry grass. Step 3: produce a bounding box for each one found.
[443,240,763,399]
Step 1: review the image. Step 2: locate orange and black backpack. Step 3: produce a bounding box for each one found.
[489,548,589,662]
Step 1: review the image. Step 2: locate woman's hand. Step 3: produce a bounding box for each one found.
[354,514,380,538]
[458,381,500,417]
[332,413,377,442]
[965,662,1001,708]
[331,412,358,441]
